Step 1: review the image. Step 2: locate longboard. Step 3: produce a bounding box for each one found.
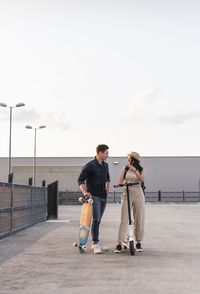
[73,197,93,253]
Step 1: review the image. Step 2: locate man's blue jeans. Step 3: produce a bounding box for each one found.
[91,195,107,243]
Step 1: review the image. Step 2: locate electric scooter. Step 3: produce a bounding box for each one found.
[114,182,139,255]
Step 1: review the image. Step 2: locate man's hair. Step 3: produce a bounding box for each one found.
[96,144,109,154]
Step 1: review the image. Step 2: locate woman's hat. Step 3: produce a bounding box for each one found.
[128,152,141,162]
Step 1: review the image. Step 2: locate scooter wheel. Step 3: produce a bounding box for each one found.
[129,240,135,255]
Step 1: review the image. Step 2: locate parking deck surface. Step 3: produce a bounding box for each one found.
[0,203,200,294]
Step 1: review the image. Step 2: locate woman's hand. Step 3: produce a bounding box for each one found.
[127,163,137,172]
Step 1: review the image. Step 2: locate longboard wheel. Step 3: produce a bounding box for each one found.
[73,242,78,247]
[79,197,84,203]
[88,199,93,204]
[81,245,87,250]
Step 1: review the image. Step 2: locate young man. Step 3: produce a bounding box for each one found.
[78,144,110,254]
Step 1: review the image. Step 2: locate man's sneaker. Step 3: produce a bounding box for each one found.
[99,244,109,251]
[91,243,109,251]
[136,243,143,252]
[122,241,129,249]
[114,244,122,253]
[93,244,102,254]
[91,243,96,250]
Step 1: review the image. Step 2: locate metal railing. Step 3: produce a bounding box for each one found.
[107,191,200,203]
[0,182,47,240]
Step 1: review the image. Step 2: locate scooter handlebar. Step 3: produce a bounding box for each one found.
[114,182,140,188]
[113,184,124,188]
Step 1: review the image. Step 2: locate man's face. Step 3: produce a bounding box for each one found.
[99,149,109,161]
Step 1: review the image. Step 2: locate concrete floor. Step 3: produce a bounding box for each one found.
[0,203,200,294]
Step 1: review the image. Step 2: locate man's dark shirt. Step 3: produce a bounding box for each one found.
[78,157,110,198]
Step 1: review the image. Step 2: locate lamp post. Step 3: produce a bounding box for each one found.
[25,125,46,186]
[0,102,25,178]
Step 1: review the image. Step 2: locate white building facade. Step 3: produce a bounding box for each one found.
[0,156,200,193]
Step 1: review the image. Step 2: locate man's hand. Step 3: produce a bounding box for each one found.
[83,192,92,199]
[80,184,92,199]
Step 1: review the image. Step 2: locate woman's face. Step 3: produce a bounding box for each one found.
[128,156,133,164]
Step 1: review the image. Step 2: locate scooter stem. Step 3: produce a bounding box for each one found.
[126,185,132,225]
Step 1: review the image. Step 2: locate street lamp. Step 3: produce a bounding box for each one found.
[0,102,25,178]
[25,125,46,186]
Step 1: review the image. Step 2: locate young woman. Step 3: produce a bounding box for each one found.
[114,152,146,253]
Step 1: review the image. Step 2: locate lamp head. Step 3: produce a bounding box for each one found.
[0,103,7,107]
[25,125,33,129]
[16,103,25,107]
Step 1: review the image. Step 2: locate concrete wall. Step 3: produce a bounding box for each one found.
[0,156,200,192]
[12,165,82,192]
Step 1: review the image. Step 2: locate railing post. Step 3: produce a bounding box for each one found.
[183,190,185,202]
[158,190,161,202]
[114,190,115,202]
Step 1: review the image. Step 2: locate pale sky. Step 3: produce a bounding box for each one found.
[0,0,200,157]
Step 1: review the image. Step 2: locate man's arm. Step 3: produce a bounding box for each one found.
[105,181,110,194]
[79,184,92,198]
[78,163,92,198]
[106,164,110,194]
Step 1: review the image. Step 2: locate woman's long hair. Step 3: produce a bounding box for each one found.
[124,157,145,194]
[131,158,143,174]
[124,157,143,180]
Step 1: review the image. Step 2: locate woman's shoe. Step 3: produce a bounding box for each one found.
[136,243,143,252]
[114,244,122,253]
